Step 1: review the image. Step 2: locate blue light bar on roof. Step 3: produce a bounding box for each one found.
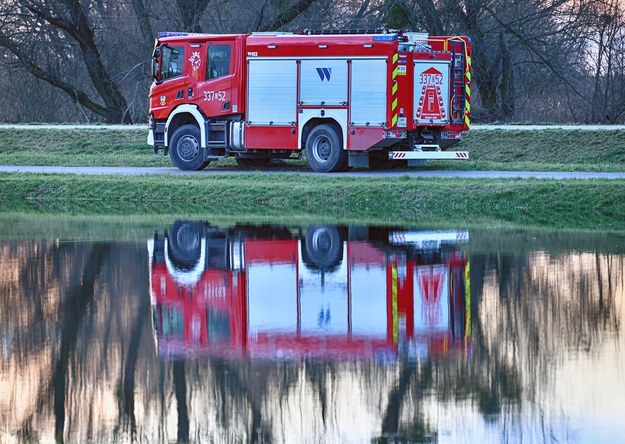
[159,32,189,38]
[373,34,397,41]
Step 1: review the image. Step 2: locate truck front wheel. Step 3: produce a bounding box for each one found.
[170,124,206,171]
[305,124,347,172]
[167,221,203,269]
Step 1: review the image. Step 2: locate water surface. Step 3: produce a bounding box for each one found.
[0,219,624,443]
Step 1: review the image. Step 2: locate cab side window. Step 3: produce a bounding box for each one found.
[161,45,185,81]
[206,44,231,80]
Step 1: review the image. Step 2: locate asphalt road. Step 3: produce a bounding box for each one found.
[1,165,624,179]
[2,124,625,131]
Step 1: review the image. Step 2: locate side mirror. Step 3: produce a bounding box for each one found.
[151,59,159,82]
[152,45,163,82]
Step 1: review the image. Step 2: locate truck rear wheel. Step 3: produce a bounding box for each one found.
[305,124,347,172]
[170,124,206,171]
[301,225,345,271]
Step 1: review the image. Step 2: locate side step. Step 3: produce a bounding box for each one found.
[206,122,228,148]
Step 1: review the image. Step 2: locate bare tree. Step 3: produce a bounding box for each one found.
[587,0,625,122]
[0,0,136,123]
[1,0,623,123]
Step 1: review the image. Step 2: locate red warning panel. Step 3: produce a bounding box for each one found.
[414,62,450,125]
[414,265,450,332]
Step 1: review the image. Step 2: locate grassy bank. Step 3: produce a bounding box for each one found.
[2,213,624,255]
[0,128,169,167]
[457,129,625,172]
[0,126,623,230]
[1,172,623,230]
[0,126,624,171]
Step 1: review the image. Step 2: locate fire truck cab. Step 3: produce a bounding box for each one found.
[148,30,472,172]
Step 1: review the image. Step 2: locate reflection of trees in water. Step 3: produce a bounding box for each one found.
[470,250,622,427]
[0,241,151,443]
[0,241,622,442]
[377,361,436,443]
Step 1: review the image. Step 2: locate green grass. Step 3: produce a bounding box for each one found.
[1,172,624,230]
[0,128,170,167]
[444,129,625,172]
[0,126,624,230]
[1,127,624,171]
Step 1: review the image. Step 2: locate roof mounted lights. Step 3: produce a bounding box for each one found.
[159,32,189,38]
[158,32,205,38]
[373,34,397,41]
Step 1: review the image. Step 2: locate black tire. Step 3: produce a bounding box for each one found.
[167,221,204,270]
[235,156,271,168]
[302,225,344,271]
[169,124,206,171]
[305,124,348,172]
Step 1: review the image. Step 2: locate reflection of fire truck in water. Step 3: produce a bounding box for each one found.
[147,222,470,361]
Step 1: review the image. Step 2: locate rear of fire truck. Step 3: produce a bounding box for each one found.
[391,32,472,164]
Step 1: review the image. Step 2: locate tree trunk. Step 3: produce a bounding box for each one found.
[18,0,133,123]
[175,0,211,32]
[499,32,515,121]
[131,0,156,50]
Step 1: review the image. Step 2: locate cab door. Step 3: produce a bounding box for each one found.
[150,43,190,120]
[195,41,234,118]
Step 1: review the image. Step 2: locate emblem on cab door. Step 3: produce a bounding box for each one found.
[189,52,201,71]
[160,96,166,106]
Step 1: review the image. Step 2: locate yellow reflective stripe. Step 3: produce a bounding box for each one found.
[392,114,398,127]
[392,53,399,64]
[464,115,471,128]
[464,261,471,338]
[465,101,471,112]
[466,71,471,81]
[393,67,399,79]
[466,85,471,97]
[466,55,472,66]
[392,82,398,95]
[392,98,398,110]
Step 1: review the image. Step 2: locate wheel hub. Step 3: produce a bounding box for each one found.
[311,229,332,253]
[313,136,331,162]
[178,135,199,162]
[176,225,200,251]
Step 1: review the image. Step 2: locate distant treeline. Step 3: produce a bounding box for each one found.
[0,0,623,124]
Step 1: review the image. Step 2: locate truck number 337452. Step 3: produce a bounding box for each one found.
[203,90,227,101]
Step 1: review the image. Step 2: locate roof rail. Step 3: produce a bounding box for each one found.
[299,28,400,35]
[251,31,295,35]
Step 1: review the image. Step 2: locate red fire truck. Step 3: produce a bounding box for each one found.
[147,30,472,172]
[147,223,471,360]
